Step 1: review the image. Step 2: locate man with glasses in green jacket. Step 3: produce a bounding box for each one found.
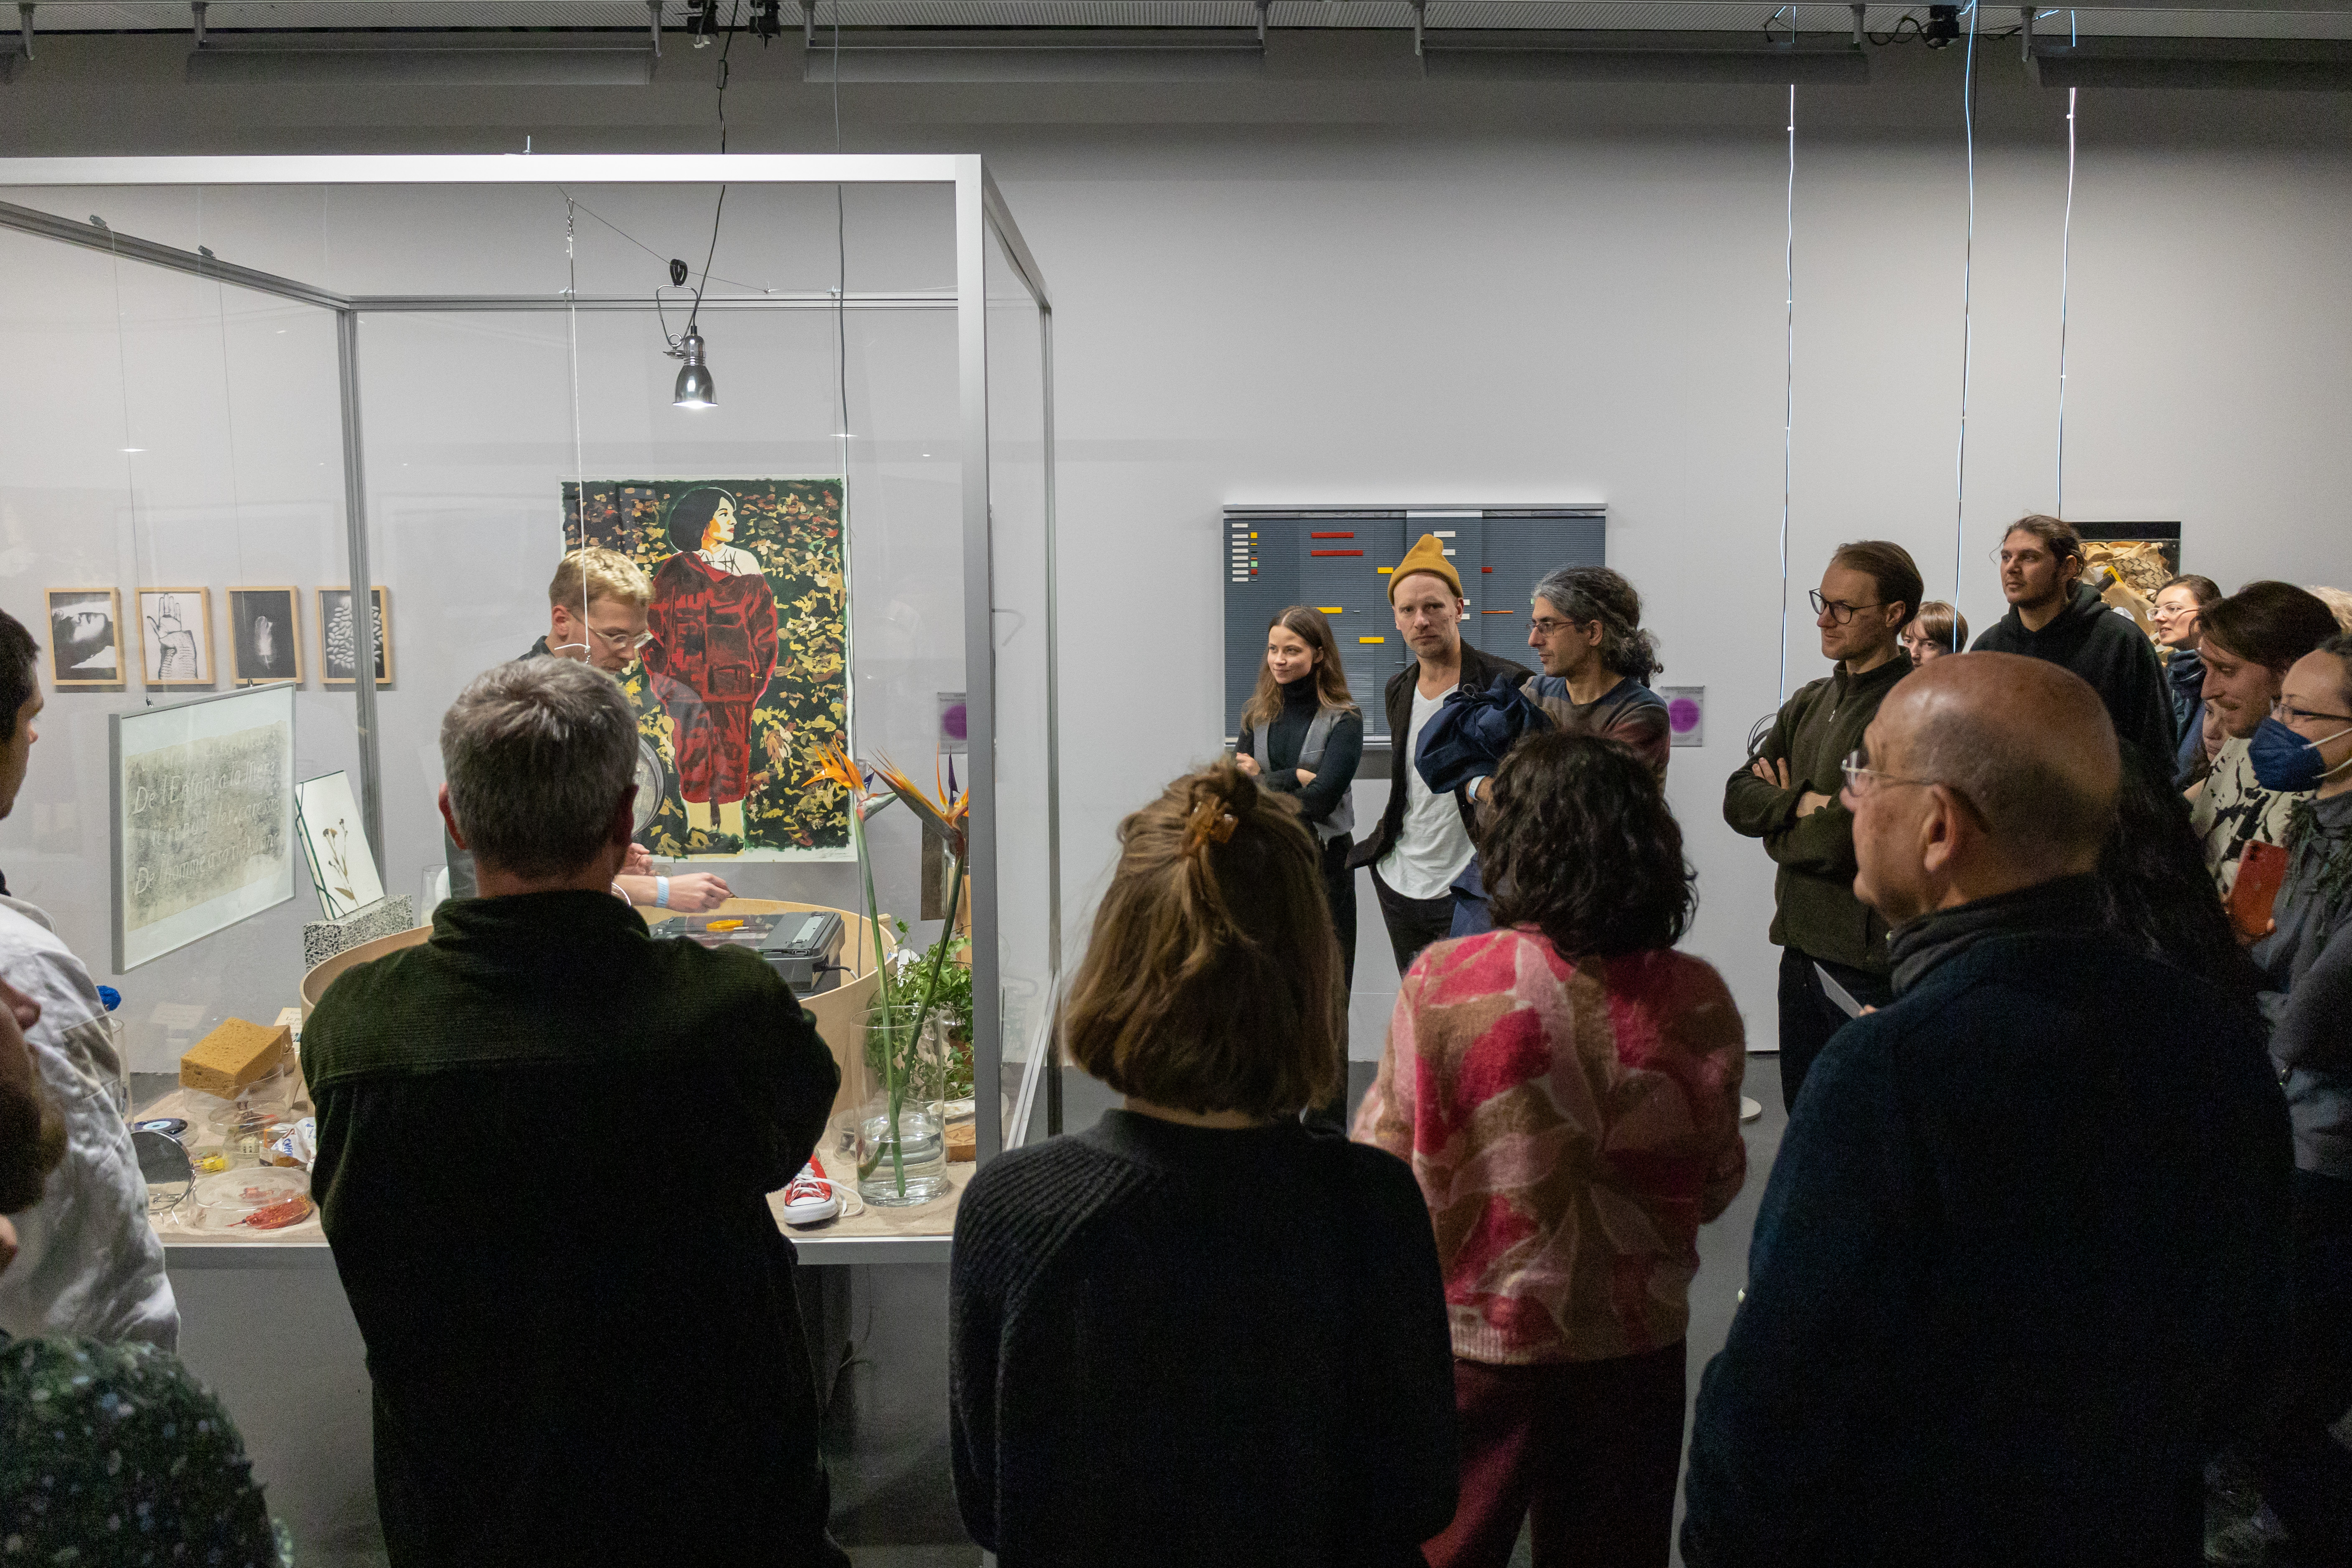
[1724,541,1921,1111]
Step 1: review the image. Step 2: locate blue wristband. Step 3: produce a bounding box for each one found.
[656,875,671,909]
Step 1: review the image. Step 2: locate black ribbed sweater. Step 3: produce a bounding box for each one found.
[948,1110,1458,1567]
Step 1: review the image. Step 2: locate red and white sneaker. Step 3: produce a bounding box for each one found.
[780,1158,842,1227]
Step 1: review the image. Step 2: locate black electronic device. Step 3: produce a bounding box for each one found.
[760,911,846,997]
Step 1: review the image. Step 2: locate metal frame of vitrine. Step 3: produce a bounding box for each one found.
[0,154,1060,1175]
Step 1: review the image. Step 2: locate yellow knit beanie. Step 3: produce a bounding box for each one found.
[1388,533,1464,603]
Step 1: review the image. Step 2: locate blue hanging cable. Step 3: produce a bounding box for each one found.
[2056,83,2077,519]
[1951,0,1981,637]
[1778,82,1797,700]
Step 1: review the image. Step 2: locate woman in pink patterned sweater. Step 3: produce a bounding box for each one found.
[1355,731,1748,1568]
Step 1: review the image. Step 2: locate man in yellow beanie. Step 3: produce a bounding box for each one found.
[1347,534,1533,973]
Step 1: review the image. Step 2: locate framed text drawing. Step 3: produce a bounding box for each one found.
[109,682,298,971]
[295,771,385,920]
[318,586,392,688]
[228,587,303,686]
[137,588,215,689]
[47,588,123,689]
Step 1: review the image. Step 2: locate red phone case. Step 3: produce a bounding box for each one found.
[2230,840,2290,941]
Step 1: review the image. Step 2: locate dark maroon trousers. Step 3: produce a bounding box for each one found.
[1423,1341,1688,1568]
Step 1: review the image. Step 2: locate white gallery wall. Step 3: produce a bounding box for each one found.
[1,43,2347,1069]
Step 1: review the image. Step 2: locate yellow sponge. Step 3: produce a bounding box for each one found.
[180,1018,291,1099]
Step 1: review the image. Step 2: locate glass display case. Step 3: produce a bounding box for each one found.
[0,155,1062,1231]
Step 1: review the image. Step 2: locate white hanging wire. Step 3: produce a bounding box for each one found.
[1778,82,1797,702]
[104,224,153,703]
[1951,0,1981,634]
[2055,83,2077,519]
[200,193,253,614]
[564,198,590,645]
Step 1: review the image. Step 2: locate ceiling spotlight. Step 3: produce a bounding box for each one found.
[671,328,716,409]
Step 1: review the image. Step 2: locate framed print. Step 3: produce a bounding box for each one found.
[318,586,392,688]
[136,588,215,688]
[227,587,303,687]
[295,770,385,920]
[561,476,848,860]
[46,588,124,689]
[109,682,297,971]
[2077,522,2183,642]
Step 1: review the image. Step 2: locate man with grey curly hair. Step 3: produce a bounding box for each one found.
[303,656,846,1568]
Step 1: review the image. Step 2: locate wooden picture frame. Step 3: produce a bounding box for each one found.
[135,587,215,689]
[45,588,124,689]
[318,586,393,689]
[227,587,304,687]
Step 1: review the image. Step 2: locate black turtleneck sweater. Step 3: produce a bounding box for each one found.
[1235,677,1365,831]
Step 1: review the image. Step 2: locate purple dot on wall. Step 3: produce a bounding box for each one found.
[941,703,969,742]
[1668,699,1702,734]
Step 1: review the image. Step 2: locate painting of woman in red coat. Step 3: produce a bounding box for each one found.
[643,487,779,849]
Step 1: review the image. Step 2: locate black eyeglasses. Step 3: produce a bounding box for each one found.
[2272,698,2352,727]
[1809,590,1885,625]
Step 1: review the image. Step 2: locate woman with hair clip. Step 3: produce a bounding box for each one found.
[1234,607,1365,989]
[1360,732,1747,1568]
[643,488,779,851]
[948,760,1458,1568]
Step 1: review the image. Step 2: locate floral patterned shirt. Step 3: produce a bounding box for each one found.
[0,1332,290,1565]
[2194,737,2311,897]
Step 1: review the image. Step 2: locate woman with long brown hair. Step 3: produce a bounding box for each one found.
[1234,606,1365,987]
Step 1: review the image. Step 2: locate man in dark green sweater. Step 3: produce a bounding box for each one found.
[1725,541,1919,1111]
[304,657,844,1568]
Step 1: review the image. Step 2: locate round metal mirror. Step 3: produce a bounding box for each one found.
[131,1127,194,1216]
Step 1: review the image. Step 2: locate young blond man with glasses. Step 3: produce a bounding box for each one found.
[442,548,731,910]
[1724,541,1920,1111]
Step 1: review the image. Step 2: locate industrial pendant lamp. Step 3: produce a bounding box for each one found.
[672,327,716,409]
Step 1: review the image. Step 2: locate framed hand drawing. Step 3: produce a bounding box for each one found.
[318,586,392,688]
[137,588,215,688]
[109,682,298,971]
[228,587,303,686]
[46,588,124,689]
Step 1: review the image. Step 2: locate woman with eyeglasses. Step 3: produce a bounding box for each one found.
[1723,540,1921,1111]
[2246,632,2352,1558]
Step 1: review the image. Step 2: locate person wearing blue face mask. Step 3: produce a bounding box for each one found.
[2191,582,2343,898]
[2248,633,2352,1561]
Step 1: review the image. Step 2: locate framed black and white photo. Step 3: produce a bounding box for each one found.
[137,587,215,689]
[46,588,124,689]
[228,587,303,687]
[317,586,392,688]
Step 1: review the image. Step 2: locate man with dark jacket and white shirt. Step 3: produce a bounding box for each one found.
[1971,513,2175,775]
[1347,534,1531,974]
[0,608,177,1350]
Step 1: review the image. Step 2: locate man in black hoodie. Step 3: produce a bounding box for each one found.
[1972,514,2175,775]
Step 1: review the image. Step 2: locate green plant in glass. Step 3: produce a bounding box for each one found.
[810,741,968,1199]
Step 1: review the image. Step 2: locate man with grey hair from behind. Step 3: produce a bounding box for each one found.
[302,657,846,1568]
[1684,653,2293,1568]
